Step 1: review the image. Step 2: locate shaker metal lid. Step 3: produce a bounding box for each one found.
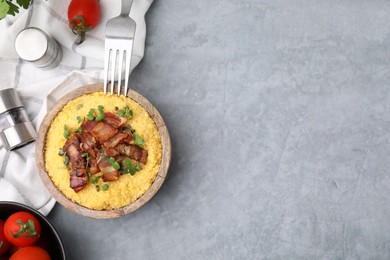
[0,88,23,114]
[15,27,49,62]
[0,121,36,150]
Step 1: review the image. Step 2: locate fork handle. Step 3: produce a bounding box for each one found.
[121,0,134,16]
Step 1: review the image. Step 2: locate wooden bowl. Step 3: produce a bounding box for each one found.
[35,84,171,219]
[0,201,66,259]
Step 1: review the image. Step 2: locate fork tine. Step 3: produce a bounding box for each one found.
[103,48,110,94]
[117,50,124,96]
[124,44,132,96]
[104,0,135,96]
[110,50,117,95]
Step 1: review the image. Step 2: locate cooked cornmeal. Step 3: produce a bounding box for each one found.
[44,92,162,210]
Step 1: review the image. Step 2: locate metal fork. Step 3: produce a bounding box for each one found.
[103,0,136,96]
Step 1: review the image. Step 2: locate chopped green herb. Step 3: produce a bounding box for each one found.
[134,135,144,148]
[126,107,133,119]
[95,185,100,192]
[95,112,105,121]
[76,116,82,123]
[94,105,105,121]
[108,157,115,164]
[87,108,95,120]
[84,154,90,181]
[117,110,125,117]
[76,104,83,110]
[108,157,120,170]
[116,106,133,119]
[113,162,120,170]
[58,148,65,156]
[136,162,141,171]
[74,127,83,133]
[64,155,69,168]
[64,125,70,139]
[102,184,109,191]
[121,158,140,175]
[91,175,102,184]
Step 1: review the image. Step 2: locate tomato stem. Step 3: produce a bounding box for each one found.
[11,219,38,238]
[69,15,92,45]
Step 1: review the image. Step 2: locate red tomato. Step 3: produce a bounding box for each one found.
[68,0,100,44]
[0,219,10,256]
[4,212,41,247]
[9,246,50,260]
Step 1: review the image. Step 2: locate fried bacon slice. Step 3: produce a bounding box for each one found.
[116,144,148,164]
[70,170,88,193]
[79,132,96,152]
[64,135,88,192]
[82,120,117,143]
[103,132,128,148]
[97,157,120,182]
[103,112,127,128]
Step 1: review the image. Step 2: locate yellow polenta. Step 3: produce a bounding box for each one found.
[44,92,162,210]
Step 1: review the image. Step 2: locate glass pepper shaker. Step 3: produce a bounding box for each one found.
[0,88,36,150]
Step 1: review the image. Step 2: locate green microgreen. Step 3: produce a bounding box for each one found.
[87,108,95,120]
[121,158,140,176]
[74,127,83,133]
[95,105,105,121]
[95,112,105,121]
[76,116,82,124]
[91,175,101,184]
[63,125,70,139]
[91,175,102,192]
[134,134,144,148]
[117,105,133,119]
[64,155,69,168]
[102,184,109,191]
[108,157,120,170]
[136,162,141,171]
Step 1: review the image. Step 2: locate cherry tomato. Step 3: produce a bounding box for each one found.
[0,219,10,256]
[4,212,41,247]
[68,0,100,44]
[9,246,50,260]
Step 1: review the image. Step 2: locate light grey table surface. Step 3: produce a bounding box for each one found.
[48,1,390,259]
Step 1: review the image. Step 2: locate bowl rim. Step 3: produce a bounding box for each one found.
[35,84,171,219]
[0,201,66,259]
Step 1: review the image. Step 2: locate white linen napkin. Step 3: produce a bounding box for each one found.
[0,0,153,215]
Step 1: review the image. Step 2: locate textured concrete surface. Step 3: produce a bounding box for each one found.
[48,1,390,259]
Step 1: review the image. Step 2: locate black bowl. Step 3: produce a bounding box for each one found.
[0,201,66,259]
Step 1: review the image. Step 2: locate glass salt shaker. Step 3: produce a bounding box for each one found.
[14,27,62,69]
[0,88,36,150]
